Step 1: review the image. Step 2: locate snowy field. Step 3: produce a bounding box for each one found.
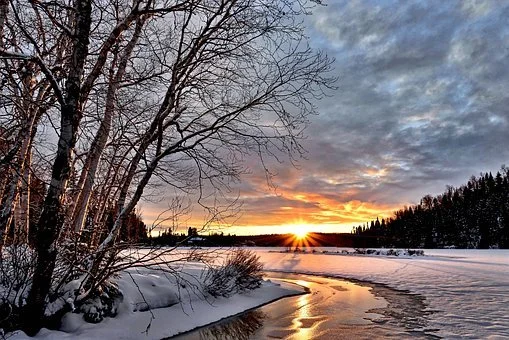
[10,248,508,339]
[255,248,509,339]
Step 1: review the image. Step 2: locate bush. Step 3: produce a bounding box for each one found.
[205,249,263,298]
[386,249,401,256]
[0,245,35,332]
[79,284,123,323]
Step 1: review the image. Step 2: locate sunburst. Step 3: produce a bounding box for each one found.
[293,225,309,240]
[285,223,314,249]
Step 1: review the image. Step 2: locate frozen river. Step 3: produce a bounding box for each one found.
[173,272,435,339]
[174,248,509,339]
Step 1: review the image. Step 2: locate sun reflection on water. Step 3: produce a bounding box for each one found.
[293,291,313,339]
[288,279,329,340]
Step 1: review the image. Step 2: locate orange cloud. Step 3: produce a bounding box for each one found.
[141,194,400,235]
[139,164,408,235]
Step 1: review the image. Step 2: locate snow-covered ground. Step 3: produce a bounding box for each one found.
[10,260,303,340]
[255,248,509,339]
[10,248,508,339]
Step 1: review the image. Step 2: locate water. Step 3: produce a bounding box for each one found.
[172,272,436,339]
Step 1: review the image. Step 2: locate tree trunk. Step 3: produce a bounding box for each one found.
[0,171,7,205]
[14,148,30,244]
[71,18,145,235]
[23,1,93,334]
[0,78,48,249]
[0,0,7,48]
[85,159,158,288]
[0,128,30,248]
[0,173,18,247]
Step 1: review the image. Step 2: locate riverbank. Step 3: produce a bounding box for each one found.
[9,265,303,340]
[176,272,435,339]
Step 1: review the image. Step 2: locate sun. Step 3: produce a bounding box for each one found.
[293,225,309,240]
[284,223,319,248]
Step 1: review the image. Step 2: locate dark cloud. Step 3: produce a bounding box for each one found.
[280,0,509,205]
[148,1,509,233]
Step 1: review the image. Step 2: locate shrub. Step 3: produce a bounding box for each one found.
[205,249,263,298]
[386,249,401,256]
[79,284,123,323]
[0,245,35,332]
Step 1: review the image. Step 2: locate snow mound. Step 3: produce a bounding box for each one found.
[118,270,180,312]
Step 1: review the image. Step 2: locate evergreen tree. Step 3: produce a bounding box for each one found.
[356,166,509,249]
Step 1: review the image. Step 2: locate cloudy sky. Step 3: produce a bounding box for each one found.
[144,0,509,235]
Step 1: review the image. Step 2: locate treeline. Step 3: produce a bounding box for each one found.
[356,166,509,249]
[149,228,239,247]
[148,231,384,248]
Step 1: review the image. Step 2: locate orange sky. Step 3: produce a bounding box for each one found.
[142,198,401,236]
[140,165,405,236]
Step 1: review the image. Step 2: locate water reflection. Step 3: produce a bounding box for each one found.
[196,310,266,340]
[294,293,311,339]
[173,273,434,339]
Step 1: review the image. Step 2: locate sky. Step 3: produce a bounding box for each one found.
[143,0,509,235]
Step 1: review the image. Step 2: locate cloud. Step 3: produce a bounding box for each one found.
[297,0,509,193]
[145,0,509,234]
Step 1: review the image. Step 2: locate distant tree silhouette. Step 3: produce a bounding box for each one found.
[358,166,509,249]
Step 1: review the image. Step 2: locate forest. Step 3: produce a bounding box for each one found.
[356,166,509,249]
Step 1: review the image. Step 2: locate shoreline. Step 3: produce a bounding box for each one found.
[169,278,308,339]
[172,271,435,339]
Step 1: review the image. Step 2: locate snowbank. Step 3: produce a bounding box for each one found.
[9,261,303,340]
[272,247,425,257]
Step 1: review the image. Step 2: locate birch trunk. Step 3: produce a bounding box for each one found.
[86,158,159,284]
[71,18,146,234]
[0,172,18,247]
[14,148,30,244]
[0,127,30,248]
[24,1,93,334]
[0,78,49,249]
[0,0,7,47]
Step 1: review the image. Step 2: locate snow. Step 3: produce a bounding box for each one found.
[255,248,509,339]
[9,260,302,340]
[9,248,509,339]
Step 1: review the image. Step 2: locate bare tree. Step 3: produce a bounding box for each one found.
[69,6,150,236]
[0,0,334,334]
[0,0,61,249]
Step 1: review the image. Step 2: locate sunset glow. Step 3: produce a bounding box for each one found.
[142,188,402,236]
[292,225,309,240]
